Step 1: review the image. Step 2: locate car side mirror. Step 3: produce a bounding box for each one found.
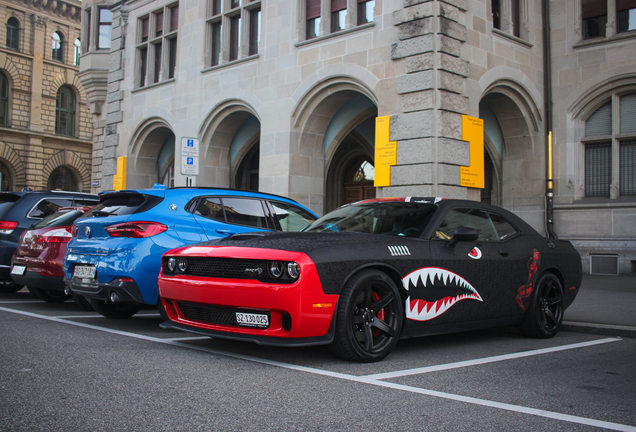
[448,227,479,249]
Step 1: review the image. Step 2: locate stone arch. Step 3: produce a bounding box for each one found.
[0,142,25,190]
[42,150,91,192]
[568,71,636,121]
[0,53,24,90]
[50,70,86,103]
[199,99,261,188]
[292,76,378,214]
[479,78,544,214]
[128,117,175,189]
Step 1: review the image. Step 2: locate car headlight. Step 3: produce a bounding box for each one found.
[177,258,188,273]
[269,261,283,278]
[287,262,300,279]
[167,257,176,272]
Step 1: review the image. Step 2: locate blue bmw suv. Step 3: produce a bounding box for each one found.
[63,185,317,318]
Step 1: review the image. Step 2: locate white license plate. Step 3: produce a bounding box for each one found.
[11,265,26,275]
[235,312,269,328]
[73,265,96,279]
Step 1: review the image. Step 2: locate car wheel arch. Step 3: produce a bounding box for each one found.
[339,263,408,305]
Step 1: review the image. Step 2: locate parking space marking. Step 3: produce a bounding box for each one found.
[363,337,621,380]
[2,305,634,432]
[0,300,41,304]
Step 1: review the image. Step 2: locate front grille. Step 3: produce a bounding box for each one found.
[282,314,292,331]
[177,302,270,329]
[186,258,267,278]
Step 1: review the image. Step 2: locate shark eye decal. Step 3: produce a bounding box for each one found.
[402,267,483,321]
[468,247,482,259]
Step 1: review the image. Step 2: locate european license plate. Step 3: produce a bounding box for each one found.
[11,265,26,275]
[73,265,96,279]
[235,312,269,328]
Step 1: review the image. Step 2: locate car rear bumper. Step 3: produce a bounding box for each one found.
[64,276,146,305]
[12,272,65,291]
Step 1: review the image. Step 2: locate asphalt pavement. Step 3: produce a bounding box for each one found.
[563,274,636,338]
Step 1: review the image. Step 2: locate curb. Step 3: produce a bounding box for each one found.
[562,321,636,339]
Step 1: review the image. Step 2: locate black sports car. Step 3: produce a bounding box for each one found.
[158,198,582,362]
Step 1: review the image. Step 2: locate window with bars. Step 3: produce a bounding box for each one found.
[583,93,636,198]
[206,0,261,67]
[137,3,178,88]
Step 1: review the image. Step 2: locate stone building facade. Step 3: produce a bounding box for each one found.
[79,0,636,274]
[0,0,93,193]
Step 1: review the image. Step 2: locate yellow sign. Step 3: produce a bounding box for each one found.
[112,156,127,191]
[460,115,484,189]
[374,116,397,187]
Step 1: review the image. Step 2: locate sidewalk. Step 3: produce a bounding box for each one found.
[562,274,636,338]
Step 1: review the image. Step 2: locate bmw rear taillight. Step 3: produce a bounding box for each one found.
[105,222,168,238]
[37,227,73,243]
[0,221,18,234]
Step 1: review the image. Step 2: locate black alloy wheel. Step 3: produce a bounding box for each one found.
[331,269,403,362]
[88,298,141,319]
[520,273,564,338]
[32,287,71,303]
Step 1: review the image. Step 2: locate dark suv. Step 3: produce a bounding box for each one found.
[0,190,99,293]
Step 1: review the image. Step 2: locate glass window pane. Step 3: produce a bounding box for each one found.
[620,94,636,134]
[489,212,518,240]
[194,197,225,222]
[586,101,612,136]
[230,15,241,61]
[307,17,320,39]
[270,201,316,231]
[211,22,221,66]
[222,198,268,228]
[436,209,498,241]
[618,8,636,33]
[358,0,375,25]
[585,142,612,197]
[620,140,636,195]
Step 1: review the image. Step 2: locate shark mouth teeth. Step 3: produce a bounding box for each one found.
[402,267,483,322]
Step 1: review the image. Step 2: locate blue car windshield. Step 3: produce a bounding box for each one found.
[303,202,437,238]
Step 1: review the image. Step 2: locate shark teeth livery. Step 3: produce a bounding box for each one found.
[402,267,483,321]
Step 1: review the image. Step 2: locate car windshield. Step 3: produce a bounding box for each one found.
[81,194,147,218]
[303,202,438,238]
[33,210,84,229]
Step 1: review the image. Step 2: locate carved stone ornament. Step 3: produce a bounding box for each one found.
[31,14,48,29]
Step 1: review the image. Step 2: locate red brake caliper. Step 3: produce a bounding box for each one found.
[373,291,385,337]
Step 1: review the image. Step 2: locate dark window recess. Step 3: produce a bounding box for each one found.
[156,11,164,37]
[141,18,149,42]
[492,0,501,30]
[307,0,321,39]
[585,142,612,197]
[617,0,636,33]
[332,0,346,32]
[582,0,607,39]
[48,166,79,192]
[154,42,162,83]
[620,140,636,196]
[55,86,76,136]
[235,144,259,192]
[358,0,375,25]
[249,8,261,56]
[168,38,177,79]
[512,0,520,37]
[211,22,221,66]
[52,32,63,62]
[230,15,240,61]
[170,5,179,32]
[6,17,19,50]
[0,72,8,126]
[140,47,148,87]
[212,0,222,15]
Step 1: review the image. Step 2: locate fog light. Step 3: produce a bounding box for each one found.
[167,257,176,272]
[269,261,283,278]
[177,257,188,272]
[287,262,300,279]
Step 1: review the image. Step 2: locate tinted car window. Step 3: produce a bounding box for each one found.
[489,212,518,240]
[304,202,437,238]
[33,210,85,229]
[222,198,269,229]
[194,197,225,222]
[28,198,72,219]
[270,201,316,232]
[83,194,146,218]
[436,208,498,241]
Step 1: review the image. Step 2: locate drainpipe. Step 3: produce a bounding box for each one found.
[542,0,557,239]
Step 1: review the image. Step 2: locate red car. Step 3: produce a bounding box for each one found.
[11,206,93,308]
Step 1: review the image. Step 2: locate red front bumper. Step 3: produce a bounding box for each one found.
[158,246,339,344]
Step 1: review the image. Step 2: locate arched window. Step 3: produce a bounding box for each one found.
[0,73,8,126]
[74,38,81,66]
[52,31,63,62]
[0,161,12,191]
[55,86,75,136]
[48,166,79,191]
[6,18,19,50]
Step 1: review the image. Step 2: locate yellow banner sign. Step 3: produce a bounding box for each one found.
[460,115,484,189]
[112,156,127,191]
[374,116,397,187]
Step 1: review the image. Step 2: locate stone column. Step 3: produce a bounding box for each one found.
[29,14,47,134]
[384,0,471,199]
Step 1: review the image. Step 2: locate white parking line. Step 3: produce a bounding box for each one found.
[0,300,41,304]
[1,305,634,432]
[363,338,621,380]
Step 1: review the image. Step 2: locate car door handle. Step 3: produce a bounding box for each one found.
[215,229,235,236]
[499,250,508,257]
